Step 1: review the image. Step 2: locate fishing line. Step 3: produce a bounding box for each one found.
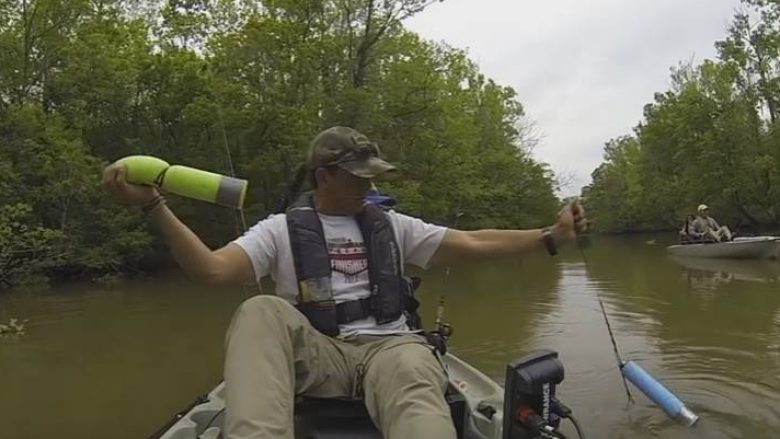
[576,236,701,426]
[576,237,634,405]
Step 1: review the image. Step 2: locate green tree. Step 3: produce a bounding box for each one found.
[0,0,561,288]
[0,203,64,287]
[585,0,780,233]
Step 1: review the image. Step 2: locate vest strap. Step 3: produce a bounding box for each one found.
[335,298,373,325]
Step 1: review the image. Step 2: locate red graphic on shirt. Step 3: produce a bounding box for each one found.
[328,239,368,284]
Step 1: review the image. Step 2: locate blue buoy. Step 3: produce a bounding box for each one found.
[621,360,699,426]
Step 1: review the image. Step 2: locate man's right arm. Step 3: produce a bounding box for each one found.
[103,163,255,286]
[147,204,254,285]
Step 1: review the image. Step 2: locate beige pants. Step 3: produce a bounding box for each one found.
[706,226,733,242]
[223,295,455,439]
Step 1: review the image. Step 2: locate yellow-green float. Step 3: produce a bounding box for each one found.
[116,155,247,209]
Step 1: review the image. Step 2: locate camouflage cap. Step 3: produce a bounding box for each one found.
[307,126,396,179]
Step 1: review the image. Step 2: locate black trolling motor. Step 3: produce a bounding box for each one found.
[502,350,585,439]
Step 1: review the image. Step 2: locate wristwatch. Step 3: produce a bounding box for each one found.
[541,227,557,256]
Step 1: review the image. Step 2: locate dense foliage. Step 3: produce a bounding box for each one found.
[0,0,559,288]
[585,0,780,233]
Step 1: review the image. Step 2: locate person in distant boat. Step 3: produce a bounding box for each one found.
[692,204,732,242]
[679,214,703,242]
[102,126,587,439]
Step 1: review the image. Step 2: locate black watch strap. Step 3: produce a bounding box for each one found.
[542,227,557,256]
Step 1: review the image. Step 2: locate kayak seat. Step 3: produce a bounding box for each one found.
[293,386,466,438]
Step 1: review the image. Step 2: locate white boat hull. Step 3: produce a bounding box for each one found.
[667,236,780,259]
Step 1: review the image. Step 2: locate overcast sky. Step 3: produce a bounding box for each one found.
[405,0,743,196]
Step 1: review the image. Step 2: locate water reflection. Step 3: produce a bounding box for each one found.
[669,255,780,289]
[0,276,247,439]
[3,236,780,438]
[415,255,562,375]
[0,258,561,439]
[583,235,780,438]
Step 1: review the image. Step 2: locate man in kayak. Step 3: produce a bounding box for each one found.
[103,126,587,439]
[692,204,732,242]
[679,215,702,242]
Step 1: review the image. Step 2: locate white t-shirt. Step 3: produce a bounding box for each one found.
[232,210,447,336]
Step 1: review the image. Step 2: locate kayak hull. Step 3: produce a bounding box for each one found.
[666,236,780,259]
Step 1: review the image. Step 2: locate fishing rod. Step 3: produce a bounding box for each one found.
[216,108,248,233]
[195,64,259,293]
[575,232,699,427]
[273,164,308,214]
[433,210,464,341]
[215,106,263,296]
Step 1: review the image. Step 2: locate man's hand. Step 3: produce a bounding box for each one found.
[552,199,588,242]
[102,162,159,207]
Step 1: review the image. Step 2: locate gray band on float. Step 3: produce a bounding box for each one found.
[216,176,247,208]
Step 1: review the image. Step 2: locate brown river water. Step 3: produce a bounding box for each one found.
[1,235,779,438]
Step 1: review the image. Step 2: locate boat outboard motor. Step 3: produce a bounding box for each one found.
[503,350,579,439]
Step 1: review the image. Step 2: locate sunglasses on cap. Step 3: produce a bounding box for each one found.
[322,142,380,167]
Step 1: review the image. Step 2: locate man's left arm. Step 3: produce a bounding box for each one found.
[429,200,587,267]
[710,218,721,230]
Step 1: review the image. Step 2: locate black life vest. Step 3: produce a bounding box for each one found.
[286,193,418,336]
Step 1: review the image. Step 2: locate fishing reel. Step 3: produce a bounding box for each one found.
[426,321,453,355]
[502,351,583,439]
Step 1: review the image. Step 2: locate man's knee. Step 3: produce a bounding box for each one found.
[375,343,446,386]
[229,295,304,334]
[364,343,453,438]
[237,295,300,319]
